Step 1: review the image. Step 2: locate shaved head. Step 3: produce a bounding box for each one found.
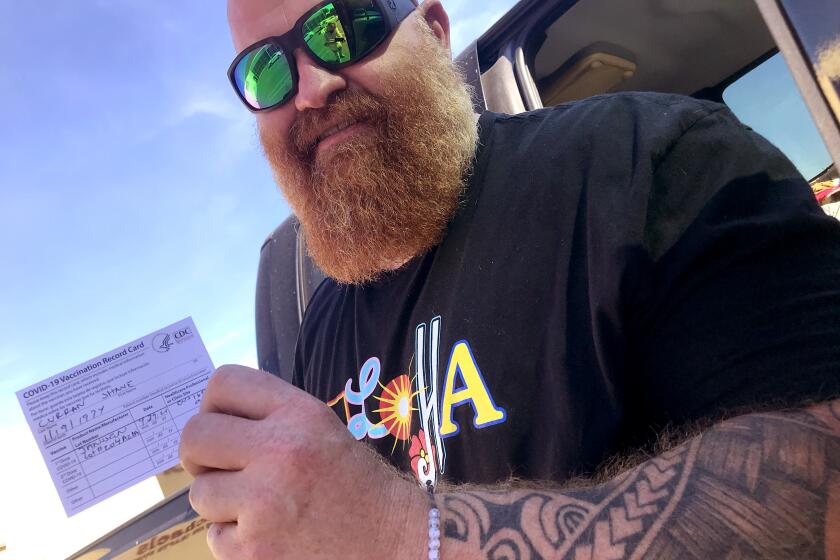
[227,0,293,50]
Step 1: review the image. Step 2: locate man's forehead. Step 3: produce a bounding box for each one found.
[228,0,318,50]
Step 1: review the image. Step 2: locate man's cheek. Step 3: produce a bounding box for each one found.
[258,114,296,151]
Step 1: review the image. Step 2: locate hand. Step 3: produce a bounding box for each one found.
[179,365,428,559]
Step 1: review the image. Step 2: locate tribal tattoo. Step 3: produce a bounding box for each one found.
[436,400,840,559]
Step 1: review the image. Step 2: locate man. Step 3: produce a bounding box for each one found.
[323,21,346,62]
[180,0,840,557]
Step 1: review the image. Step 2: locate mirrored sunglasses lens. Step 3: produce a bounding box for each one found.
[304,3,349,64]
[345,0,386,56]
[234,44,293,109]
[303,1,386,64]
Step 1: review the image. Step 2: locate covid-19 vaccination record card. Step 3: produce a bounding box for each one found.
[16,317,214,516]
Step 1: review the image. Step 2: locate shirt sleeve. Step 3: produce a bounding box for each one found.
[255,220,303,383]
[627,107,840,427]
[255,234,283,379]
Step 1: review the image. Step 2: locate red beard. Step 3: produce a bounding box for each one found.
[260,26,478,284]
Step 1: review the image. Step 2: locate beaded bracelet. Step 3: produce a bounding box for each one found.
[426,481,441,560]
[428,506,441,559]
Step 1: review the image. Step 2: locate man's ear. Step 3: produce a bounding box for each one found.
[417,0,452,53]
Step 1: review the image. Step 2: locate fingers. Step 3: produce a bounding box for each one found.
[206,521,242,560]
[201,364,292,419]
[180,412,259,475]
[189,470,244,523]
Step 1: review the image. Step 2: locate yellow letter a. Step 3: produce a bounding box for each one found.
[439,341,506,438]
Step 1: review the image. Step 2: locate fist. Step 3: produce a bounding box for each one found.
[179,365,427,559]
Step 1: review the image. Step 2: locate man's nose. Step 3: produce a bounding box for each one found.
[293,49,346,111]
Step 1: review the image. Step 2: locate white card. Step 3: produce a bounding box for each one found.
[16,317,214,516]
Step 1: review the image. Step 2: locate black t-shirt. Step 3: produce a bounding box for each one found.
[291,93,840,487]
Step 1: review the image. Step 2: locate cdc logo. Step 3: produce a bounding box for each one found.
[174,327,193,341]
[152,328,194,353]
[152,333,173,353]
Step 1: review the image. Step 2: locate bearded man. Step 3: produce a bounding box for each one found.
[179,0,840,558]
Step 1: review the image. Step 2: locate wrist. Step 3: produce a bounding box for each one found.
[376,476,429,559]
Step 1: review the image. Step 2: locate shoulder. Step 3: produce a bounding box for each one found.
[482,93,735,160]
[486,92,728,132]
[258,219,297,273]
[475,92,815,264]
[471,92,754,218]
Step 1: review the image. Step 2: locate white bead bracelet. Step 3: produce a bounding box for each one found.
[426,480,441,560]
[428,506,441,560]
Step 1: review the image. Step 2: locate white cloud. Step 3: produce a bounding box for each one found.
[178,92,241,122]
[818,36,840,80]
[237,348,259,370]
[205,110,262,172]
[206,326,259,370]
[206,326,246,354]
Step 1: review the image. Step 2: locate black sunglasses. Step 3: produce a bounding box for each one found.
[228,0,416,112]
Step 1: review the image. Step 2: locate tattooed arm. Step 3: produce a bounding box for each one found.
[435,400,840,559]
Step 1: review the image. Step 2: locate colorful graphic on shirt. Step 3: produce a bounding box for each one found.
[328,316,507,488]
[327,357,389,441]
[409,429,437,486]
[413,317,445,488]
[374,374,417,450]
[439,341,507,437]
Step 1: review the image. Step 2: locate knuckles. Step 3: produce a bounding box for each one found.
[205,364,288,411]
[276,391,345,430]
[207,364,245,395]
[206,363,271,397]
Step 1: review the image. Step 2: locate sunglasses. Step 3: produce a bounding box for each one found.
[228,0,416,112]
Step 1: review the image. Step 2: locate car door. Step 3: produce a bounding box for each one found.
[457,0,838,190]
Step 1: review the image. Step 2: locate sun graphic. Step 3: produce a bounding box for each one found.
[374,374,419,452]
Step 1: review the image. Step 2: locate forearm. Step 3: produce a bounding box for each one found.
[435,400,840,559]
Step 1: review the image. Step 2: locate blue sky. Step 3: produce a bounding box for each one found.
[0,0,519,429]
[0,0,283,429]
[0,0,520,557]
[724,53,832,179]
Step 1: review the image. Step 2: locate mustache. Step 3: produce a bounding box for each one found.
[288,88,388,160]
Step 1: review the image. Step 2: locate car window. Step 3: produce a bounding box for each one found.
[723,53,833,182]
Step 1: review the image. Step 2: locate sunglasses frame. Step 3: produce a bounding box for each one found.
[228,0,416,112]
